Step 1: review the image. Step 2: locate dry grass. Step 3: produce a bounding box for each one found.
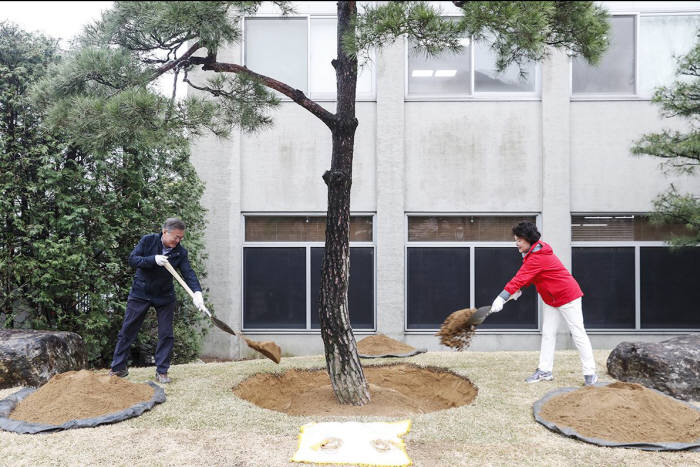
[1,349,698,466]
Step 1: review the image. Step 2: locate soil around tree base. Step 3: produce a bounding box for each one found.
[234,363,477,416]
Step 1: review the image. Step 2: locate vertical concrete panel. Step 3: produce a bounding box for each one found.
[375,40,406,338]
[541,49,572,268]
[189,43,243,359]
[541,48,575,350]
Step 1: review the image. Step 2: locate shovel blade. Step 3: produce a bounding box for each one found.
[211,316,237,336]
[466,306,493,326]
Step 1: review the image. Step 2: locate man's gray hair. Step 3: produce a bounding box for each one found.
[163,217,186,232]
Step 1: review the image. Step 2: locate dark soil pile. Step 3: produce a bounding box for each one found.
[436,308,477,350]
[540,382,700,443]
[234,363,477,416]
[357,334,416,355]
[9,370,154,425]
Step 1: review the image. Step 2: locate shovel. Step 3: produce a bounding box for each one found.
[465,293,518,326]
[163,262,281,364]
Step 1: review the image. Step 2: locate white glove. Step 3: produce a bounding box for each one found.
[192,291,204,310]
[511,289,523,301]
[155,255,169,266]
[491,296,505,313]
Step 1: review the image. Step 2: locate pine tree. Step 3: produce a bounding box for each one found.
[35,1,609,405]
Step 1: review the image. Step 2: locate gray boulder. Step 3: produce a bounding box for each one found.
[0,330,87,388]
[607,334,700,401]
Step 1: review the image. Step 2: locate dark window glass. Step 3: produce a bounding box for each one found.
[641,247,700,328]
[407,248,469,329]
[243,247,306,328]
[572,247,635,328]
[311,247,375,329]
[474,248,538,329]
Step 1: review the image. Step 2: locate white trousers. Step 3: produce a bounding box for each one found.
[538,297,596,375]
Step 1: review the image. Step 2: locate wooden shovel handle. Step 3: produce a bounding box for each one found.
[163,261,211,318]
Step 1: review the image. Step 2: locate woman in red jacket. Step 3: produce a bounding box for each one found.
[490,221,598,386]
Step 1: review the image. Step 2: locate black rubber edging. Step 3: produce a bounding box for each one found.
[533,383,700,451]
[0,381,166,434]
[358,348,427,359]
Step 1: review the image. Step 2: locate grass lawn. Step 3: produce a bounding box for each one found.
[1,349,698,466]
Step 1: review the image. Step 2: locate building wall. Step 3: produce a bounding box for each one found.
[191,1,700,359]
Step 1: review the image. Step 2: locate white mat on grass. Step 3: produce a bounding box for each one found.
[291,419,412,466]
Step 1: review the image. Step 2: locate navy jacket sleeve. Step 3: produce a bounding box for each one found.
[178,250,202,293]
[128,235,157,269]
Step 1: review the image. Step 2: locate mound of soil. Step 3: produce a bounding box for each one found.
[357,334,416,355]
[234,363,477,416]
[436,308,477,350]
[540,382,700,443]
[9,370,154,425]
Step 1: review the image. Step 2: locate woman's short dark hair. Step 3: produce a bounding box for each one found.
[512,221,541,244]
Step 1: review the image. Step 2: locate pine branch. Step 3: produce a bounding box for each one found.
[188,56,337,130]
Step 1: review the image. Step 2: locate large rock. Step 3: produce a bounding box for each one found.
[0,330,87,388]
[607,334,700,401]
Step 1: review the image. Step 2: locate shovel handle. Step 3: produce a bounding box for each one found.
[163,261,212,318]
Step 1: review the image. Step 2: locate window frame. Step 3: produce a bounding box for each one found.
[571,213,700,333]
[242,15,377,102]
[570,11,700,101]
[241,213,377,333]
[404,213,543,333]
[404,25,542,102]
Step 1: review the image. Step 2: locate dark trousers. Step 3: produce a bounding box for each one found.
[111,298,175,375]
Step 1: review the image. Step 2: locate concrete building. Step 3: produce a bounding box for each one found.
[190,1,700,360]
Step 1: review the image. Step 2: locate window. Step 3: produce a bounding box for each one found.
[571,215,699,330]
[245,17,374,99]
[243,216,375,330]
[474,248,538,329]
[572,247,636,328]
[638,15,700,96]
[407,33,538,97]
[572,15,636,95]
[407,247,469,329]
[245,18,308,93]
[640,247,700,329]
[474,37,536,93]
[310,247,374,329]
[572,14,700,97]
[408,37,471,96]
[244,247,306,329]
[406,215,538,330]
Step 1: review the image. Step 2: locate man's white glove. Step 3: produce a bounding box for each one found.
[491,296,505,313]
[511,289,523,301]
[155,255,169,266]
[193,291,205,310]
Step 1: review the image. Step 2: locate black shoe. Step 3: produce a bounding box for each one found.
[109,368,129,378]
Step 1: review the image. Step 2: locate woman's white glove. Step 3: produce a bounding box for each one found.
[155,255,169,266]
[511,289,522,301]
[491,296,505,313]
[193,291,205,310]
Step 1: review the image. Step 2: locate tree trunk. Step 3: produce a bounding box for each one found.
[318,0,370,406]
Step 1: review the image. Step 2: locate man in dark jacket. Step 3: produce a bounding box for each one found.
[109,218,204,384]
[490,221,597,386]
